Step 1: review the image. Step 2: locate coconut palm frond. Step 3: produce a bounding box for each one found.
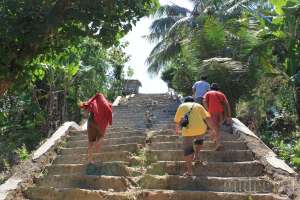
[148,16,182,40]
[146,39,181,74]
[155,4,192,18]
[144,32,163,43]
[167,16,195,37]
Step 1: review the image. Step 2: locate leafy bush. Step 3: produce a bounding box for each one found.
[15,144,29,161]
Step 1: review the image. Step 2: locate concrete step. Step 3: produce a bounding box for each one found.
[149,134,238,143]
[70,129,145,136]
[46,161,131,176]
[147,161,265,177]
[69,132,145,141]
[37,175,131,191]
[139,175,274,193]
[107,127,143,131]
[109,122,174,128]
[54,151,133,164]
[25,187,288,200]
[146,150,254,162]
[60,143,140,155]
[139,190,288,200]
[147,141,247,151]
[66,136,146,148]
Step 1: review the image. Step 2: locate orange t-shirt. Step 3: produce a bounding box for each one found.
[204,91,228,113]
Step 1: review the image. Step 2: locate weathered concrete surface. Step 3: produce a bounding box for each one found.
[33,122,81,160]
[66,136,146,147]
[147,141,248,151]
[147,161,265,177]
[138,189,289,200]
[25,187,290,200]
[145,149,254,162]
[54,151,133,164]
[38,175,132,191]
[0,178,22,200]
[60,143,140,155]
[139,174,274,193]
[21,94,298,200]
[0,121,81,200]
[232,118,300,199]
[47,161,131,176]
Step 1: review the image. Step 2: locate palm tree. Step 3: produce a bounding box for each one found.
[145,4,193,74]
[146,0,269,74]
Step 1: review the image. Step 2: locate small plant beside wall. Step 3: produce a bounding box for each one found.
[15,144,29,161]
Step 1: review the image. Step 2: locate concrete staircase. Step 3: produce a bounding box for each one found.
[25,94,289,200]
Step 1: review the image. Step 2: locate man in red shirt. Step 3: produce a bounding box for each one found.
[203,83,232,151]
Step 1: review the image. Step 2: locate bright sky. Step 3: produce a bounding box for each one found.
[122,0,193,94]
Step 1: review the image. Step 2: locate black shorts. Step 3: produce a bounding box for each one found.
[183,136,204,156]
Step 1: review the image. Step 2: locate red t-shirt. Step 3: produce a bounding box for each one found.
[204,91,228,113]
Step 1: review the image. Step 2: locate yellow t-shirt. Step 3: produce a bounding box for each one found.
[174,102,210,136]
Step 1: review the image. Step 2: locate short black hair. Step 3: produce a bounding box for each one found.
[211,83,219,91]
[184,96,195,103]
[201,76,208,81]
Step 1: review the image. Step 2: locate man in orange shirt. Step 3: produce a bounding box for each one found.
[203,83,232,151]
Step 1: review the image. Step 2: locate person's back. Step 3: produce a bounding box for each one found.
[174,96,215,176]
[192,77,210,104]
[204,90,227,114]
[203,83,232,151]
[174,102,209,137]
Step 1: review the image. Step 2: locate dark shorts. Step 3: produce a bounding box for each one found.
[195,97,204,104]
[87,115,105,142]
[183,136,204,156]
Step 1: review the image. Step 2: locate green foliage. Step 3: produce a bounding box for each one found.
[203,17,225,51]
[291,140,300,169]
[15,144,29,161]
[0,0,159,94]
[0,37,129,173]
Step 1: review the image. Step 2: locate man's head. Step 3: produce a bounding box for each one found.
[184,96,195,103]
[200,76,208,81]
[210,83,219,91]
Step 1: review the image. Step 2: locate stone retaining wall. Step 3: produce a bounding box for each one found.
[232,118,300,199]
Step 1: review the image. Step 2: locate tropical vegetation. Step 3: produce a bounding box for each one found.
[0,0,159,182]
[147,0,300,171]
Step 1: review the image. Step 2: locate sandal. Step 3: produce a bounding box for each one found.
[193,160,208,166]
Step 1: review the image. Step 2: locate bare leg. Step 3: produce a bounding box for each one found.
[194,144,203,161]
[215,125,220,146]
[88,142,95,164]
[184,153,194,176]
[214,125,224,151]
[95,138,103,153]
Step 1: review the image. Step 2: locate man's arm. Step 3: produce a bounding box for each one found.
[204,116,217,132]
[203,98,208,110]
[224,101,232,124]
[192,87,196,98]
[175,122,181,135]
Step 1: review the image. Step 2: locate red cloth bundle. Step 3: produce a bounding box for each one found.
[80,93,112,131]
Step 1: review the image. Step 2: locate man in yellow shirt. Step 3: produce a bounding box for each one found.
[174,96,216,176]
